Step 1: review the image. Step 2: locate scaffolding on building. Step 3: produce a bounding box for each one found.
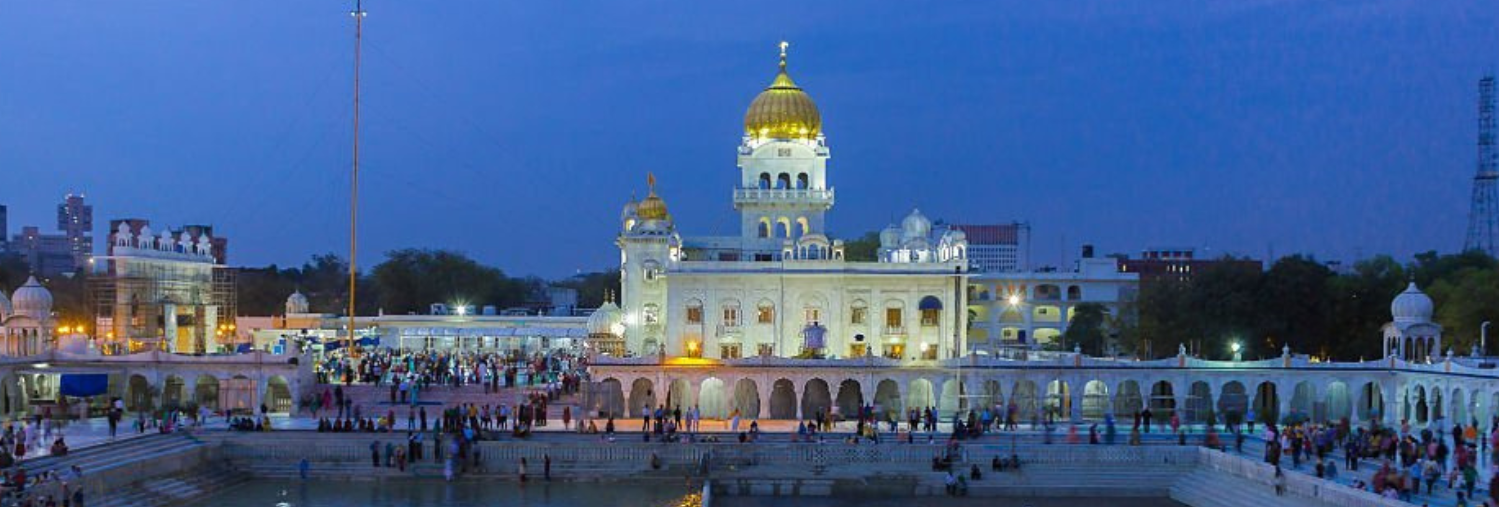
[88,265,236,355]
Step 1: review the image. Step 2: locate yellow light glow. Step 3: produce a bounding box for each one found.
[663,357,722,367]
[1007,294,1020,306]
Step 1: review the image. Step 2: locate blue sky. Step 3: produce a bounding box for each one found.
[2,1,1495,277]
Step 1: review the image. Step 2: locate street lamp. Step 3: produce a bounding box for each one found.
[1231,341,1242,362]
[1482,321,1491,358]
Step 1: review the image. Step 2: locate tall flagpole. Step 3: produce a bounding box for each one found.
[347,0,366,357]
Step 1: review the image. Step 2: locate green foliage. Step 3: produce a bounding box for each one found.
[552,270,621,309]
[843,232,880,262]
[1125,250,1499,361]
[1063,303,1109,355]
[237,250,544,316]
[371,249,540,315]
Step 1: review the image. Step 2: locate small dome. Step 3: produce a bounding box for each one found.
[901,209,931,242]
[621,194,639,221]
[587,301,623,336]
[637,174,670,221]
[744,43,821,141]
[286,290,310,314]
[879,225,900,248]
[11,276,53,321]
[1391,282,1433,324]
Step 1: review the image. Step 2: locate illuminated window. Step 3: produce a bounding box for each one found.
[757,303,775,324]
[686,305,703,325]
[886,308,903,330]
[851,307,867,325]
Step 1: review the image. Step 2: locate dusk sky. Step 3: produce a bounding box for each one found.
[3,1,1496,278]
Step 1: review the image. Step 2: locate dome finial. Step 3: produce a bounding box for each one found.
[647,172,657,194]
[779,41,789,69]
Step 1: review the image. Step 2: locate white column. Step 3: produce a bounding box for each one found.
[163,303,178,353]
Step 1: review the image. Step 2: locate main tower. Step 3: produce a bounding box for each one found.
[734,42,834,248]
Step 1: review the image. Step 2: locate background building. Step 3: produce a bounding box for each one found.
[1116,247,1262,284]
[8,195,93,277]
[947,222,1030,273]
[966,247,1137,353]
[90,219,236,355]
[57,194,93,269]
[0,204,8,253]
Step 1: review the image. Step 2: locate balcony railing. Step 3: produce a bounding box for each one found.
[733,188,835,205]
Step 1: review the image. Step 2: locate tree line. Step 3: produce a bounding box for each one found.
[1110,251,1499,361]
[237,249,619,317]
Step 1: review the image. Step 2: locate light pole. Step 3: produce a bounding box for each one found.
[1483,321,1491,357]
[1231,341,1242,362]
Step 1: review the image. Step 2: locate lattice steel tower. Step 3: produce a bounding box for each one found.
[1466,76,1499,257]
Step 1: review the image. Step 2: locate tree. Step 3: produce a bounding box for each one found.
[1427,267,1499,355]
[843,232,880,262]
[552,270,621,308]
[369,249,538,315]
[1257,255,1333,357]
[1063,303,1109,356]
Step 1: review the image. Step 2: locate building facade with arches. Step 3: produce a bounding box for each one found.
[606,45,969,363]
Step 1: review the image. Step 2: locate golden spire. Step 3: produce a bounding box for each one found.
[637,173,670,220]
[745,41,820,140]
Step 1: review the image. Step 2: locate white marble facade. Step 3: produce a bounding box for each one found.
[607,46,968,362]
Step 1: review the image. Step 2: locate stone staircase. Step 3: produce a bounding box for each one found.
[21,433,204,478]
[1171,469,1324,507]
[92,467,246,507]
[913,462,1196,497]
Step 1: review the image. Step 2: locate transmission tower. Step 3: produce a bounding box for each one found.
[1466,76,1499,257]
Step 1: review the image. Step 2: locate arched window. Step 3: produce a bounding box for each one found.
[1067,285,1082,300]
[776,173,791,189]
[721,300,741,327]
[757,219,770,238]
[685,299,704,325]
[850,300,868,325]
[757,301,775,324]
[777,218,792,239]
[919,296,943,327]
[796,173,809,189]
[643,304,660,325]
[797,217,810,237]
[758,173,771,189]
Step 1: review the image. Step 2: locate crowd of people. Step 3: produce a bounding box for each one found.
[315,348,583,393]
[1257,416,1499,505]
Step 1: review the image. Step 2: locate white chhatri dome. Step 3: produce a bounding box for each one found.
[286,290,310,314]
[587,301,623,336]
[879,225,900,248]
[1390,282,1433,324]
[900,209,931,242]
[11,276,52,321]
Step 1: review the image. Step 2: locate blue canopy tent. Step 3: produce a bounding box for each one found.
[59,374,109,397]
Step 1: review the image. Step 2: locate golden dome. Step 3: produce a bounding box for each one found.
[637,173,670,220]
[744,42,820,140]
